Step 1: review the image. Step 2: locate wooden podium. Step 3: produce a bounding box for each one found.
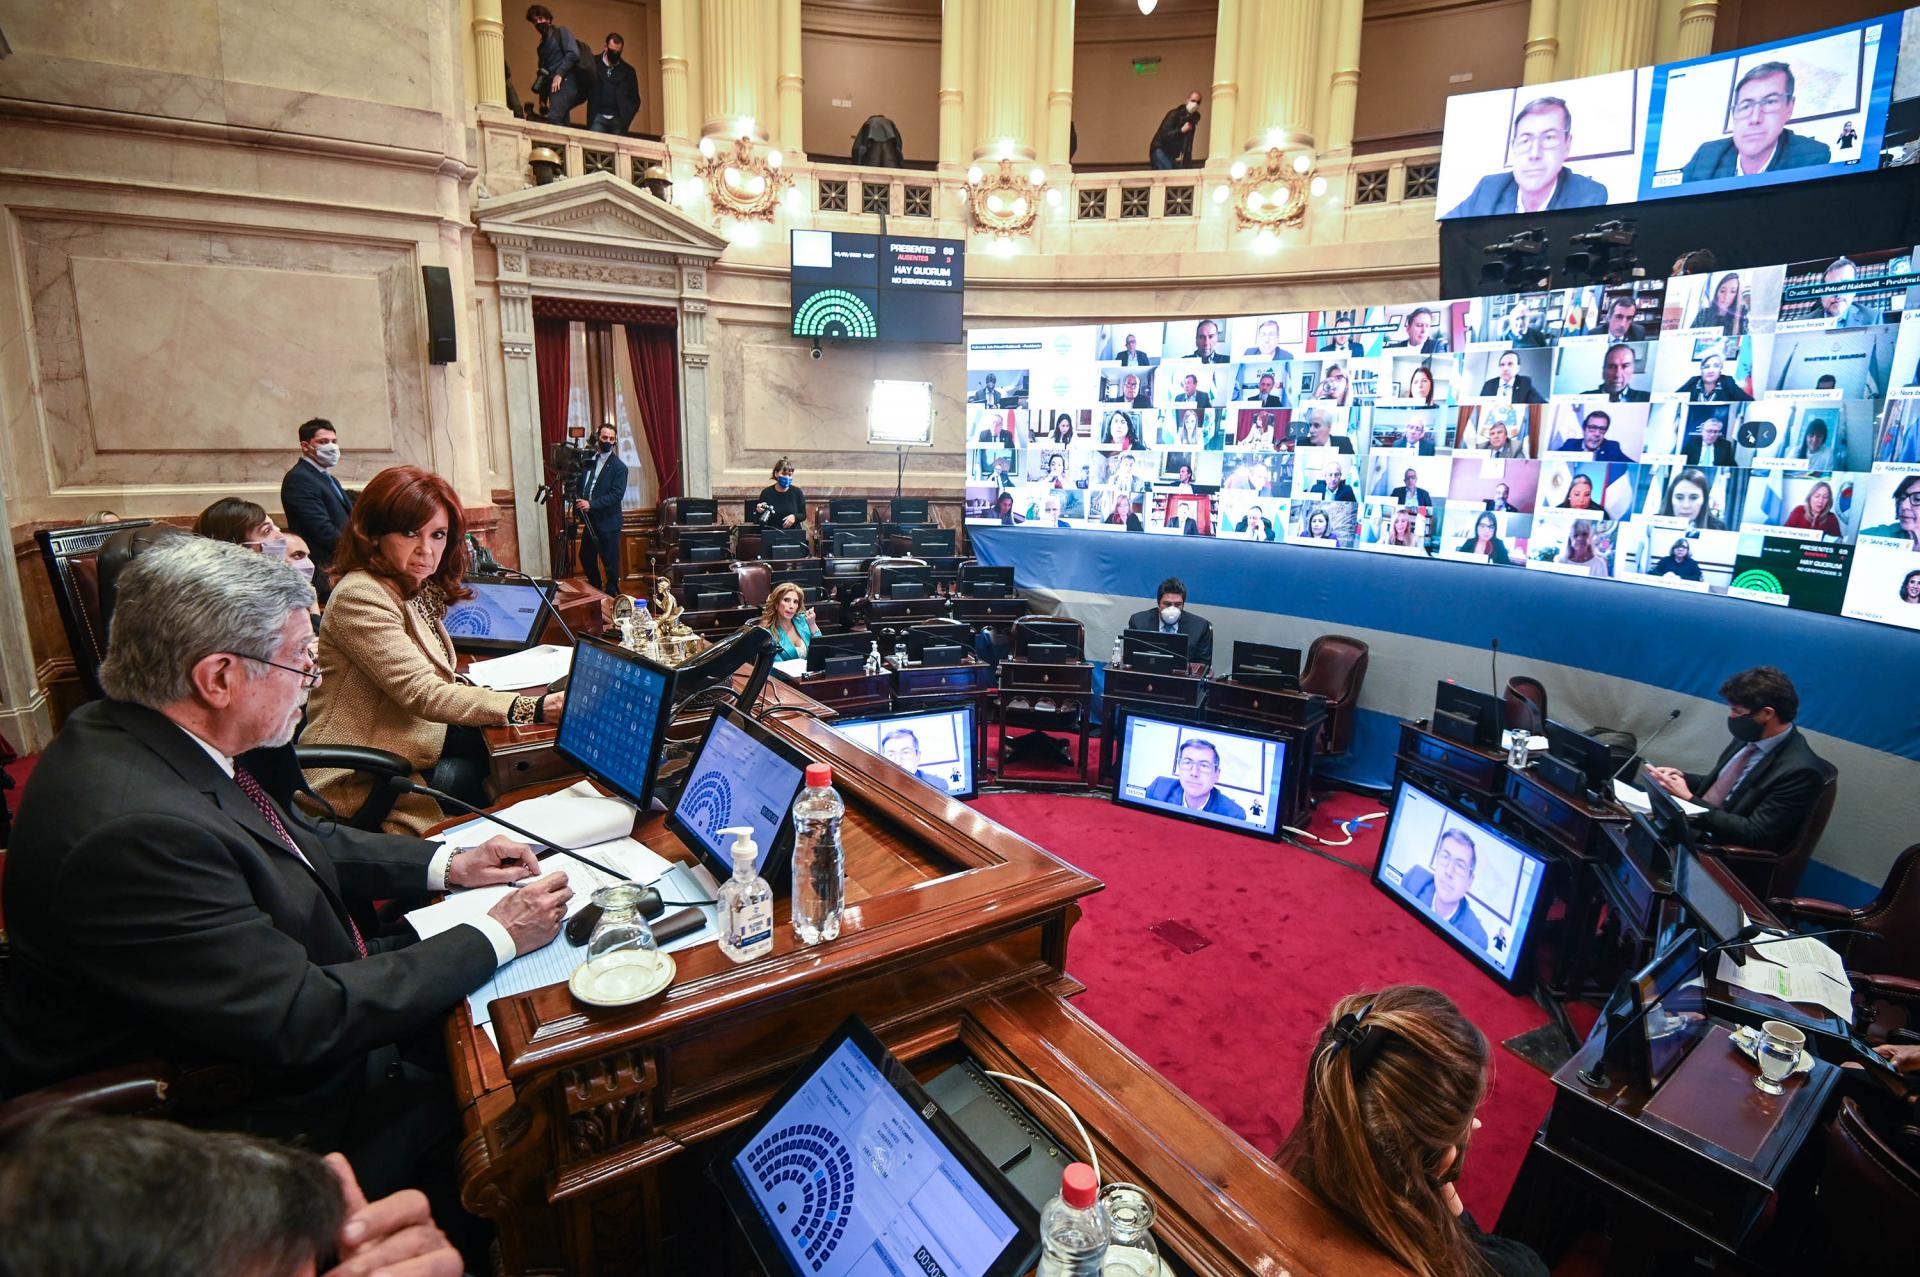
[445,682,1400,1277]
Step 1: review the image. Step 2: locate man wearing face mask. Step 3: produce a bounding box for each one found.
[573,422,628,593]
[1644,666,1829,852]
[755,457,808,531]
[526,4,586,127]
[584,32,640,136]
[1126,577,1214,675]
[1150,91,1203,170]
[280,417,354,602]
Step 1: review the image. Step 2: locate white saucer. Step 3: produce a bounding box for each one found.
[1729,1024,1813,1075]
[569,950,675,1007]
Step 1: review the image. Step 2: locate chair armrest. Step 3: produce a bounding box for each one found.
[1709,843,1778,863]
[1770,896,1856,926]
[294,745,410,777]
[1855,973,1920,1013]
[0,1061,175,1136]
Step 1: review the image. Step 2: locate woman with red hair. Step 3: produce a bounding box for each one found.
[302,466,564,833]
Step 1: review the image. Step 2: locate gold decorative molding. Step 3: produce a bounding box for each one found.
[1228,147,1315,231]
[691,133,794,223]
[964,158,1047,241]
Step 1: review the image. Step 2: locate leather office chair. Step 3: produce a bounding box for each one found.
[1709,759,1838,901]
[1503,676,1548,734]
[35,519,160,700]
[1299,635,1369,758]
[1775,841,1920,1043]
[1816,1098,1920,1267]
[735,561,772,610]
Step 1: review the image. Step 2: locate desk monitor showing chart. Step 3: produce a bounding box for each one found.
[790,230,965,344]
[711,1016,1040,1277]
[444,577,553,654]
[1373,780,1552,991]
[553,637,674,809]
[1111,710,1287,838]
[667,708,810,889]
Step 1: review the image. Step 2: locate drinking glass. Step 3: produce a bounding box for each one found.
[1099,1182,1161,1277]
[1753,1020,1804,1095]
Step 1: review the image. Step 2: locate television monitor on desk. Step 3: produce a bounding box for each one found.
[1543,720,1615,796]
[444,576,555,654]
[759,526,808,552]
[1122,627,1189,673]
[909,526,956,555]
[827,497,869,524]
[806,631,875,674]
[1584,929,1708,1094]
[959,564,1014,598]
[1670,845,1744,947]
[1372,779,1552,991]
[888,497,931,524]
[678,571,741,611]
[1433,680,1501,750]
[675,497,719,526]
[709,1016,1040,1277]
[907,621,970,667]
[1013,619,1081,662]
[829,703,978,799]
[1231,641,1302,689]
[1112,709,1287,839]
[554,636,674,809]
[831,529,878,557]
[667,707,811,891]
[878,563,933,599]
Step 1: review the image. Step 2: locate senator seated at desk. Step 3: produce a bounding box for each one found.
[759,581,819,661]
[0,538,572,1199]
[1126,576,1214,674]
[301,467,564,835]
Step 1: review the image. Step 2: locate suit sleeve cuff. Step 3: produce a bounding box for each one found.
[426,841,453,892]
[467,917,520,967]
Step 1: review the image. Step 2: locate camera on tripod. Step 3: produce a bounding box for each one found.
[1480,228,1551,291]
[534,426,593,507]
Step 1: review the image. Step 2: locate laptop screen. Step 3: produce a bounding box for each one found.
[445,580,549,649]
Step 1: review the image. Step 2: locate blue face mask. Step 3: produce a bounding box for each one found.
[775,475,792,490]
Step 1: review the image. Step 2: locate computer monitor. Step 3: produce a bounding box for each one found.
[1544,720,1614,795]
[1586,928,1708,1093]
[685,544,729,563]
[831,530,878,557]
[759,526,809,552]
[909,527,956,555]
[553,637,674,808]
[1231,640,1302,688]
[444,577,554,654]
[1371,779,1552,991]
[1013,620,1081,661]
[1111,709,1287,839]
[806,631,875,673]
[889,497,931,524]
[829,703,978,800]
[676,497,719,526]
[1640,773,1697,856]
[1669,845,1744,946]
[959,564,1014,598]
[907,621,970,667]
[679,571,740,610]
[878,563,933,599]
[827,497,869,524]
[667,707,812,891]
[1121,627,1188,673]
[1433,680,1500,750]
[708,1015,1041,1277]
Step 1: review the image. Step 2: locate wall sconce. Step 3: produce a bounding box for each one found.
[692,132,792,223]
[1227,147,1315,231]
[528,145,565,186]
[964,159,1046,242]
[639,162,673,202]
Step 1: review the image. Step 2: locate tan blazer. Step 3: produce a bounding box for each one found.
[302,570,520,835]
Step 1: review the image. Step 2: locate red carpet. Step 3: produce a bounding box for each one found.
[972,786,1559,1225]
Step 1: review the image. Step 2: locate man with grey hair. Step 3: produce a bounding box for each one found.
[0,537,572,1198]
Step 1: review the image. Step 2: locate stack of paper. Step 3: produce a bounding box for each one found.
[435,780,635,851]
[1612,779,1707,818]
[1715,932,1854,1021]
[466,643,574,690]
[404,837,675,941]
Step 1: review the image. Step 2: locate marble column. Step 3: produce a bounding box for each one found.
[701,0,768,140]
[1674,0,1718,60]
[472,0,507,110]
[1239,0,1320,152]
[1325,0,1363,153]
[1045,0,1075,169]
[678,264,713,500]
[493,242,550,574]
[974,0,1037,161]
[1205,0,1241,169]
[659,0,693,149]
[1571,0,1657,78]
[777,0,805,156]
[938,0,965,169]
[1523,0,1559,86]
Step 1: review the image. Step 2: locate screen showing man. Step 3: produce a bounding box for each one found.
[1114,714,1285,836]
[1441,94,1612,218]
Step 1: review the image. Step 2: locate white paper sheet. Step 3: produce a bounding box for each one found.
[405,837,675,941]
[435,780,635,852]
[1612,778,1706,817]
[465,643,574,690]
[773,657,808,679]
[1715,935,1854,1021]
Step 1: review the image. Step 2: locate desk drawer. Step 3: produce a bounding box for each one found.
[896,666,989,696]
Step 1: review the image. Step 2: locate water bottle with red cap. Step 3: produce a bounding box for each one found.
[1038,1162,1109,1277]
[791,762,845,944]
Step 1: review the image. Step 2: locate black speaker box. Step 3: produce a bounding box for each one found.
[422,265,457,365]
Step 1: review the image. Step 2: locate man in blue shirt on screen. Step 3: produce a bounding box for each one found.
[1399,831,1491,950]
[1679,62,1831,183]
[1444,97,1608,218]
[1144,738,1246,821]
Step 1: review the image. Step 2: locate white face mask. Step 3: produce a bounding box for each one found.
[1160,604,1182,626]
[290,557,316,582]
[1185,100,1200,114]
[312,442,341,468]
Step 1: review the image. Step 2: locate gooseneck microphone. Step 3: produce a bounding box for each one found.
[1709,924,1884,955]
[489,565,580,649]
[1615,707,1683,781]
[1489,637,1500,699]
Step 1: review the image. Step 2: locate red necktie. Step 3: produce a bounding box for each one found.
[1700,744,1759,810]
[233,765,368,959]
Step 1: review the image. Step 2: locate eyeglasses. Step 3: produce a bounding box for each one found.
[1898,492,1920,508]
[1176,756,1218,774]
[1731,93,1789,120]
[236,651,322,689]
[1511,129,1567,153]
[1433,852,1474,875]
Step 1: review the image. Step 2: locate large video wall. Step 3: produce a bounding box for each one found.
[963,251,1920,634]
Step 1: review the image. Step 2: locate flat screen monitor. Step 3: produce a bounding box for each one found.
[1433,680,1501,750]
[1231,640,1302,682]
[1371,780,1553,991]
[675,497,719,526]
[807,631,875,673]
[960,564,1014,597]
[1639,773,1698,858]
[889,497,931,524]
[1122,627,1188,672]
[909,527,956,555]
[444,577,554,654]
[679,572,740,608]
[709,1015,1039,1277]
[1670,845,1745,945]
[667,708,812,891]
[1590,928,1708,1093]
[1544,720,1614,794]
[759,526,809,551]
[553,637,674,808]
[831,531,878,557]
[1111,709,1287,839]
[1014,620,1080,660]
[908,621,971,664]
[829,703,978,800]
[879,563,932,598]
[827,498,870,524]
[790,229,967,345]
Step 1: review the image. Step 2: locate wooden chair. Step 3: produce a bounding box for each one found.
[1503,676,1548,734]
[1299,634,1369,759]
[1815,1098,1920,1267]
[34,520,160,700]
[1774,841,1920,1043]
[1711,760,1838,900]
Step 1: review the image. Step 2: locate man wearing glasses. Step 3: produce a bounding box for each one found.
[1444,96,1608,218]
[1681,61,1832,182]
[1144,738,1247,821]
[1398,831,1490,949]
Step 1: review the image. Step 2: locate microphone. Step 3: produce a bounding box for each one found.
[1614,707,1682,781]
[391,775,625,882]
[1709,924,1883,956]
[1489,637,1500,700]
[489,565,580,650]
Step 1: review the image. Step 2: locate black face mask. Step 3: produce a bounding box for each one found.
[605,50,622,63]
[598,439,614,453]
[1727,712,1766,743]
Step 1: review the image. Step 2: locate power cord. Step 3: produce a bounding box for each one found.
[1283,810,1386,848]
[983,1071,1100,1185]
[756,703,829,723]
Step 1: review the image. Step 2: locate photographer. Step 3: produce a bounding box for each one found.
[754,457,806,530]
[573,422,626,594]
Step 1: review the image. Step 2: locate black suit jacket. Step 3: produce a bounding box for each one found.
[576,450,629,539]
[0,701,496,1108]
[1682,727,1828,852]
[1125,607,1214,668]
[584,54,641,132]
[1478,375,1545,404]
[280,460,354,569]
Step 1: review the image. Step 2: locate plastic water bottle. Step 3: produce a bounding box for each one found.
[1110,635,1124,666]
[1038,1163,1108,1277]
[791,764,845,945]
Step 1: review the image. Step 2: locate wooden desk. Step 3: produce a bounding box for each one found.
[1098,663,1207,780]
[770,665,893,715]
[949,595,1029,628]
[1396,720,1508,813]
[1206,678,1329,831]
[997,657,1094,787]
[446,695,1401,1277]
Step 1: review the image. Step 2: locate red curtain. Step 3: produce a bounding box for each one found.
[624,323,682,500]
[534,316,571,550]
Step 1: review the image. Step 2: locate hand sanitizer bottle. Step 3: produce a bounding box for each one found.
[1110,635,1124,666]
[715,825,774,962]
[864,641,884,676]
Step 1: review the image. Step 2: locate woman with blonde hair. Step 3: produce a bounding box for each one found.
[1278,986,1546,1277]
[759,581,818,661]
